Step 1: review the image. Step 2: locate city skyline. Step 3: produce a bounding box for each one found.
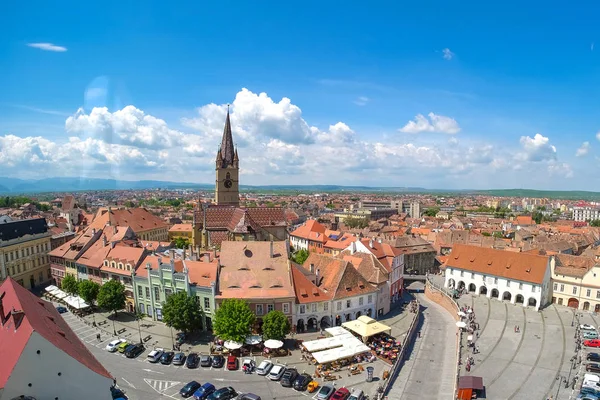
[2,1,600,190]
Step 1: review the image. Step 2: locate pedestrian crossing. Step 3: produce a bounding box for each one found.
[144,378,181,393]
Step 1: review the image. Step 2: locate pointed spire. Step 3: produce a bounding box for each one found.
[219,105,235,167]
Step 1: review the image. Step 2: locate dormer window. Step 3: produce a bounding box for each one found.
[118,263,123,270]
[103,260,109,267]
[111,262,116,268]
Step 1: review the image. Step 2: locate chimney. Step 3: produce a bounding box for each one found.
[310,263,315,273]
[204,253,210,263]
[369,239,374,248]
[270,241,274,258]
[146,262,152,270]
[0,293,8,326]
[92,228,96,235]
[169,249,176,260]
[351,241,357,254]
[107,207,112,226]
[157,257,162,267]
[315,268,320,286]
[113,225,117,235]
[11,309,25,331]
[102,234,107,247]
[182,248,186,260]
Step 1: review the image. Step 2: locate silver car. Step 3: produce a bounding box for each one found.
[316,385,334,400]
[256,360,273,376]
[267,364,286,381]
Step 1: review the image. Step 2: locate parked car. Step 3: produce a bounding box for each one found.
[193,382,216,400]
[117,341,130,353]
[200,354,212,367]
[176,332,186,344]
[280,368,298,387]
[588,363,600,373]
[187,352,200,368]
[585,339,600,348]
[105,339,125,352]
[316,385,335,400]
[348,389,365,400]
[173,352,187,365]
[56,306,68,314]
[206,387,237,400]
[331,388,350,400]
[585,331,599,339]
[180,381,202,398]
[227,355,239,371]
[212,355,225,368]
[236,394,261,400]
[293,373,312,391]
[160,351,175,364]
[588,352,600,362]
[268,365,286,381]
[256,360,273,376]
[147,348,164,363]
[582,324,596,331]
[125,343,145,358]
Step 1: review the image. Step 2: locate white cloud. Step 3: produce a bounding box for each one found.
[0,89,576,188]
[518,133,557,161]
[576,141,590,157]
[399,112,461,134]
[354,96,370,106]
[442,48,454,60]
[27,43,67,52]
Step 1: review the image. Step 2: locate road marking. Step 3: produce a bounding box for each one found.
[142,368,165,374]
[144,378,180,393]
[121,377,136,389]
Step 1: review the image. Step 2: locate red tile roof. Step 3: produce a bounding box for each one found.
[291,264,332,304]
[0,278,112,388]
[290,220,328,243]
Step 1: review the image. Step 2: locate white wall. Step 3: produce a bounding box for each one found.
[3,332,113,400]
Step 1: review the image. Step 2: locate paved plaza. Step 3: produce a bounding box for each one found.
[55,296,418,400]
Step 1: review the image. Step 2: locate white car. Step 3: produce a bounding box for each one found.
[268,364,286,381]
[256,359,273,376]
[105,339,125,352]
[147,348,164,363]
[581,324,596,331]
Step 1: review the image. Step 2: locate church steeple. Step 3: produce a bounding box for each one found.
[219,105,235,168]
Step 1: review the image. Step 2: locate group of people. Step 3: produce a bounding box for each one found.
[460,306,481,355]
[409,300,419,313]
[368,333,402,364]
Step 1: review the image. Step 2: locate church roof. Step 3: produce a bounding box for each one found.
[219,109,236,168]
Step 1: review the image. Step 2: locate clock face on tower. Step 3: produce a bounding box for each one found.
[224,179,233,189]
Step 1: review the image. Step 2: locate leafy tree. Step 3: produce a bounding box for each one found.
[97,279,126,317]
[162,291,204,333]
[423,207,440,217]
[343,216,369,229]
[124,200,135,208]
[531,211,544,225]
[292,249,309,264]
[213,299,255,343]
[174,237,190,249]
[591,220,600,227]
[492,232,504,238]
[61,274,79,295]
[78,280,100,307]
[481,232,491,237]
[262,310,291,341]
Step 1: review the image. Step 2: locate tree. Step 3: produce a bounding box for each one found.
[97,279,126,317]
[174,237,190,249]
[262,310,291,341]
[423,207,440,217]
[213,299,255,343]
[78,280,100,307]
[61,274,79,295]
[492,232,504,238]
[343,216,369,229]
[162,291,204,333]
[292,249,309,265]
[590,220,600,227]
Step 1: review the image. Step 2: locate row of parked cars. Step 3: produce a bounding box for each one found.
[580,325,600,400]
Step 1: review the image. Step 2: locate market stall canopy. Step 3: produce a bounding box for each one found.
[342,316,391,338]
[325,326,348,336]
[53,290,68,299]
[64,295,90,309]
[224,341,243,350]
[245,335,262,345]
[311,340,370,364]
[264,339,284,349]
[45,285,59,292]
[302,333,355,353]
[456,321,467,328]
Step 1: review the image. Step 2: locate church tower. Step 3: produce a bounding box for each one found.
[215,107,240,206]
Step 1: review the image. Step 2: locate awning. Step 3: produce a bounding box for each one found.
[302,333,354,352]
[45,285,59,292]
[63,295,90,309]
[311,340,370,364]
[264,339,284,349]
[342,316,391,338]
[224,341,243,350]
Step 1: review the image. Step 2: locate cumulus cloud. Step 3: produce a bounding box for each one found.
[399,112,461,134]
[518,133,557,161]
[442,48,454,60]
[0,88,575,187]
[27,43,67,52]
[576,141,590,157]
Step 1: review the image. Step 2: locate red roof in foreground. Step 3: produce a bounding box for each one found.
[0,278,112,388]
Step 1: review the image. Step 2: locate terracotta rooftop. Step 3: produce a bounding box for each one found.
[169,223,193,232]
[290,220,328,243]
[90,207,168,233]
[291,264,332,304]
[554,254,597,278]
[0,278,112,388]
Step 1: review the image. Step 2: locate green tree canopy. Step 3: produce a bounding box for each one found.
[213,299,255,343]
[423,207,440,217]
[343,216,369,229]
[261,310,290,341]
[590,220,600,227]
[174,237,190,249]
[97,279,126,316]
[78,280,100,307]
[292,249,309,265]
[61,275,79,295]
[162,291,204,333]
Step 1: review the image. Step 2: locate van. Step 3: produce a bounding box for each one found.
[585,331,599,339]
[348,389,364,400]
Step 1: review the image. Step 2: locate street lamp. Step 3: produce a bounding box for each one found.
[170,326,175,350]
[112,317,117,336]
[136,314,143,344]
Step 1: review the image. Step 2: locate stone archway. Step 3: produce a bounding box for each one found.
[447,278,456,289]
[479,286,488,295]
[457,281,466,291]
[595,304,600,313]
[335,315,342,326]
[468,283,477,293]
[583,302,590,311]
[515,294,524,304]
[320,316,331,329]
[307,317,318,331]
[297,319,305,332]
[568,298,579,309]
[502,291,512,301]
[491,289,499,298]
[528,298,537,307]
[355,311,362,319]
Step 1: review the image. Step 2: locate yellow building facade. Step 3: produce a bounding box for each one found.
[551,254,600,312]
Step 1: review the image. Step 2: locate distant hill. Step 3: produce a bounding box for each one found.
[473,189,600,201]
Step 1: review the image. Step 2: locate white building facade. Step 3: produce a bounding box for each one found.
[572,207,600,222]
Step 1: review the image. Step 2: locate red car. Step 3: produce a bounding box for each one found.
[331,387,350,400]
[227,355,238,371]
[584,339,600,348]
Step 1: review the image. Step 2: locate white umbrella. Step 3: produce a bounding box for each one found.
[457,311,466,317]
[264,339,284,349]
[467,335,474,341]
[224,341,243,350]
[245,335,262,345]
[467,309,473,313]
[456,321,467,328]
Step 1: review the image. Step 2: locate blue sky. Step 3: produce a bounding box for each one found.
[1,1,599,189]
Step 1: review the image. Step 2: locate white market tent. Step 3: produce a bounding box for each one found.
[302,332,355,352]
[325,326,348,336]
[224,341,243,350]
[311,341,371,364]
[45,285,59,292]
[63,295,90,309]
[303,325,371,364]
[53,290,68,299]
[342,316,391,340]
